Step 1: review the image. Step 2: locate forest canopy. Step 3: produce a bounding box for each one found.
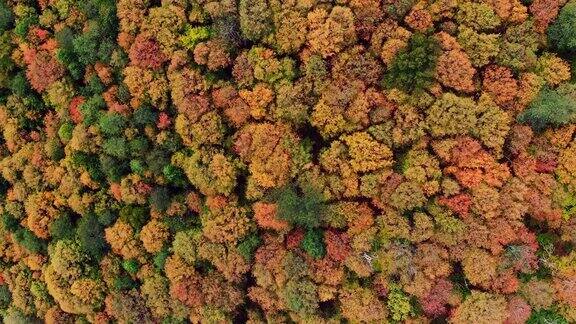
[0,0,575,323]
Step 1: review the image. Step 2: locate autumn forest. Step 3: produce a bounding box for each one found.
[0,0,575,323]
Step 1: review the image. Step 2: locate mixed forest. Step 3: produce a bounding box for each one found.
[0,0,576,322]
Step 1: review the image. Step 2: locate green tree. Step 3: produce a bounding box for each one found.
[236,233,262,261]
[527,309,568,324]
[103,137,128,159]
[301,228,325,259]
[99,113,126,135]
[383,33,441,93]
[518,84,576,131]
[273,184,324,228]
[0,1,13,33]
[122,259,139,274]
[119,205,149,231]
[76,213,107,260]
[547,0,576,52]
[49,213,75,241]
[13,228,45,253]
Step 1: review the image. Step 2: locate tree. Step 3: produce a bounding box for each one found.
[339,285,388,322]
[518,84,576,131]
[548,0,576,52]
[301,228,326,259]
[383,33,441,93]
[272,184,324,229]
[76,213,108,261]
[451,291,507,324]
[239,0,272,42]
[456,2,501,31]
[281,279,318,316]
[426,93,478,138]
[387,287,413,321]
[306,6,356,58]
[25,51,65,93]
[129,33,167,69]
[457,27,500,67]
[436,50,476,93]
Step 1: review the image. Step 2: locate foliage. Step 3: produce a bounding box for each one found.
[301,228,326,259]
[383,33,441,92]
[273,184,324,229]
[180,26,212,50]
[518,84,576,131]
[76,213,107,260]
[0,0,574,322]
[547,0,576,52]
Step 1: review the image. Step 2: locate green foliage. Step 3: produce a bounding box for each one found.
[162,215,196,234]
[387,287,413,321]
[301,228,326,259]
[0,284,11,310]
[1,213,19,232]
[149,187,170,211]
[49,214,75,240]
[130,159,145,174]
[13,228,44,253]
[162,164,187,186]
[547,0,576,52]
[122,259,139,274]
[180,25,211,50]
[80,95,105,126]
[518,84,576,131]
[153,246,170,271]
[100,154,128,182]
[0,1,13,33]
[119,205,149,231]
[103,137,128,159]
[133,105,157,126]
[72,0,118,66]
[45,138,65,161]
[527,309,568,324]
[58,122,74,142]
[113,275,138,291]
[237,233,262,261]
[273,184,324,228]
[76,213,107,260]
[14,14,37,38]
[128,137,150,157]
[383,33,441,93]
[71,152,106,183]
[99,113,126,136]
[9,73,28,97]
[84,75,105,96]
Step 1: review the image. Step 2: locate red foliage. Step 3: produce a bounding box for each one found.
[26,50,65,92]
[285,228,305,249]
[437,194,472,218]
[482,65,518,108]
[530,0,561,32]
[324,230,351,262]
[535,158,557,173]
[420,279,453,318]
[171,276,204,307]
[253,202,290,231]
[442,137,511,189]
[157,112,171,129]
[491,270,520,294]
[69,96,85,124]
[129,33,168,69]
[504,297,532,324]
